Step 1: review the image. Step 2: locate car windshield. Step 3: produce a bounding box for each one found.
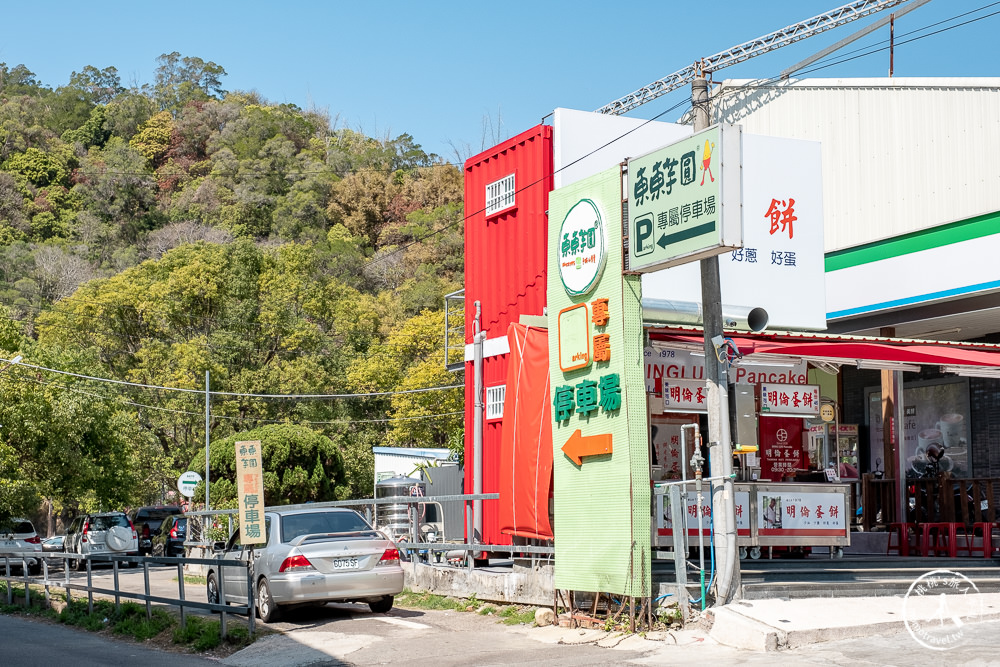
[280,512,371,543]
[90,515,130,530]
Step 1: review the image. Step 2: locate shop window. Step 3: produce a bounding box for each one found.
[486,385,505,420]
[485,173,515,217]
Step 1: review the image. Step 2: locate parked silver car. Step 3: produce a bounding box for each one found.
[0,518,43,575]
[65,512,139,569]
[206,507,404,623]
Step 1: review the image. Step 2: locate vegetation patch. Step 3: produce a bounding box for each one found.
[396,588,537,626]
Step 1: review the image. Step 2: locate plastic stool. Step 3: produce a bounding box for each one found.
[887,522,914,557]
[962,522,993,558]
[920,522,959,557]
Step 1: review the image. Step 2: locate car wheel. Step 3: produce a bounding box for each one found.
[206,572,221,609]
[74,550,85,572]
[368,595,394,614]
[28,561,41,577]
[257,578,281,623]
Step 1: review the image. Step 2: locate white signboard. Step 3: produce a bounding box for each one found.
[644,342,808,395]
[663,378,708,413]
[177,471,202,498]
[642,134,825,331]
[658,489,751,538]
[553,108,691,190]
[758,490,846,537]
[760,383,821,417]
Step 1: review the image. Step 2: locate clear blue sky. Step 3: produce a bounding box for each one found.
[1,1,996,163]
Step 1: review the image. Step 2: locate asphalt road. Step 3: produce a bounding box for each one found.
[10,563,1000,665]
[0,614,214,667]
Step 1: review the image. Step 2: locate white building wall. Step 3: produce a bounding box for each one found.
[710,78,1000,251]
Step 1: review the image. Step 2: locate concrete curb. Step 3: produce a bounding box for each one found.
[709,595,1000,652]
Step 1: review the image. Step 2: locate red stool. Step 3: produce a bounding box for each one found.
[920,522,959,557]
[962,522,994,558]
[887,522,914,557]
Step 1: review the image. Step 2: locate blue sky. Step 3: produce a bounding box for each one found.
[1,1,996,163]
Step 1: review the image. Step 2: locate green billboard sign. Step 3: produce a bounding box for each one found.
[547,166,650,597]
[628,123,743,272]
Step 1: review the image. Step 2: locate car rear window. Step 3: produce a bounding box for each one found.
[280,512,371,543]
[90,515,130,531]
[0,520,33,534]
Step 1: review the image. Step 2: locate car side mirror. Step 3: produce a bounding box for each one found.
[213,541,226,552]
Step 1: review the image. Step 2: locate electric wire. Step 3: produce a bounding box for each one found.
[20,373,463,425]
[1,356,461,399]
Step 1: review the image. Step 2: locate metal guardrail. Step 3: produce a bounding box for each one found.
[0,552,255,638]
[181,494,514,559]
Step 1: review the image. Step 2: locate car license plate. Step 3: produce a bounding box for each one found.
[332,557,359,570]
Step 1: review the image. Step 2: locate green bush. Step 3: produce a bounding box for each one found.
[172,615,221,651]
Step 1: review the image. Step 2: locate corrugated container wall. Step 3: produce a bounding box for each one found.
[463,125,553,547]
[710,78,1000,252]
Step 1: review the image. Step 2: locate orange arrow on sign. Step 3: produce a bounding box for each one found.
[561,429,613,466]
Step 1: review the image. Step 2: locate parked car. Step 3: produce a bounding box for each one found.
[42,535,65,552]
[206,507,403,623]
[0,518,42,575]
[150,516,187,558]
[65,512,138,570]
[129,506,183,556]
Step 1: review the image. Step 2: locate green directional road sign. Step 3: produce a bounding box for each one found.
[627,123,743,272]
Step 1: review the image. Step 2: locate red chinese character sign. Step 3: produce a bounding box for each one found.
[758,491,847,538]
[760,383,820,417]
[236,439,266,545]
[662,378,709,414]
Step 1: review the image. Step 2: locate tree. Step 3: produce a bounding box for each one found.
[154,52,227,114]
[191,424,348,506]
[130,111,173,166]
[66,65,123,105]
[73,137,159,242]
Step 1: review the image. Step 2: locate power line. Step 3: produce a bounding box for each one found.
[1,356,462,399]
[21,374,463,425]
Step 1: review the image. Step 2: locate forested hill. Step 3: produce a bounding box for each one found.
[0,54,466,516]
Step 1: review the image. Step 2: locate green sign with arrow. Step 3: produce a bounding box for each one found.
[627,123,743,272]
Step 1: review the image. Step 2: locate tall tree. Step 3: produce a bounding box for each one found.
[153,52,227,114]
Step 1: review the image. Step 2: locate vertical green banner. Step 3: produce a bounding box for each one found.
[548,166,650,596]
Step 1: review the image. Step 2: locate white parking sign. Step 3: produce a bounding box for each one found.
[177,471,202,498]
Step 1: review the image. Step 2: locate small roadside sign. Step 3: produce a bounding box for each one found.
[177,471,202,498]
[236,440,266,546]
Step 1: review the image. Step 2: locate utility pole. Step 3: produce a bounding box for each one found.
[693,76,740,604]
[205,370,211,513]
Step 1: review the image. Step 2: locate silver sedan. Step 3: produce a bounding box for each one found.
[206,507,404,623]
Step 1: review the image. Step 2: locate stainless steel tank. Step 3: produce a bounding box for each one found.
[375,476,425,539]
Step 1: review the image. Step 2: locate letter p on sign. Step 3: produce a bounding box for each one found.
[634,214,654,257]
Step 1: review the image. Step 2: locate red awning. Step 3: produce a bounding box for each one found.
[652,331,1000,369]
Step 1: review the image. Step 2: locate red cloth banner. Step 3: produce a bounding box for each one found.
[498,323,554,540]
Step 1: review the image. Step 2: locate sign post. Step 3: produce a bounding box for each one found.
[235,440,266,546]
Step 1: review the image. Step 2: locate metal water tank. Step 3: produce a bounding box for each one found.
[375,476,425,538]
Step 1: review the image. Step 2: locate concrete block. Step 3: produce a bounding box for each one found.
[707,607,781,652]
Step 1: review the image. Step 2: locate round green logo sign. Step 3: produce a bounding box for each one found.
[558,198,607,296]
